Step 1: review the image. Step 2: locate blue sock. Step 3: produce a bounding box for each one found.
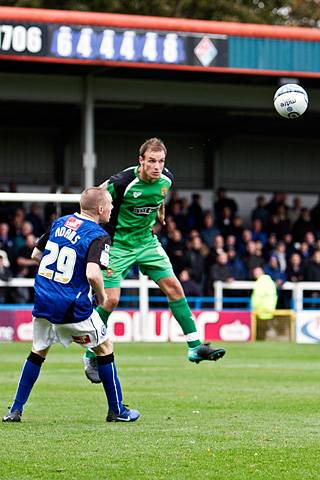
[11,352,45,413]
[97,353,125,415]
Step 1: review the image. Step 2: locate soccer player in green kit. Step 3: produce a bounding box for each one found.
[83,138,225,383]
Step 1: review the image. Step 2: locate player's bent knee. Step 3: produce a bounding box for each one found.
[105,295,120,310]
[159,276,185,300]
[32,347,49,358]
[93,338,113,356]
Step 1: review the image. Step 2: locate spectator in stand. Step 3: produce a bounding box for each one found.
[163,216,177,243]
[303,231,316,256]
[185,235,208,292]
[15,234,38,303]
[232,215,244,247]
[242,240,264,279]
[304,250,320,308]
[226,248,246,280]
[298,241,312,267]
[255,240,264,262]
[205,234,225,267]
[272,241,287,273]
[200,211,220,248]
[165,190,180,216]
[9,208,25,250]
[266,192,288,216]
[283,233,295,260]
[251,218,268,246]
[276,204,291,236]
[263,233,278,261]
[218,206,234,238]
[310,194,320,237]
[267,214,282,239]
[251,195,270,228]
[264,256,287,288]
[304,250,320,282]
[267,209,291,240]
[288,196,302,226]
[292,208,314,242]
[170,201,188,236]
[178,269,202,297]
[286,253,304,283]
[238,228,252,257]
[0,251,12,303]
[165,228,187,276]
[25,203,45,238]
[214,187,238,222]
[0,222,15,266]
[226,234,237,251]
[188,193,204,231]
[12,221,34,260]
[208,252,234,294]
[187,229,201,242]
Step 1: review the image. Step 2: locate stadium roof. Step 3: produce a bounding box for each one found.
[1,6,320,78]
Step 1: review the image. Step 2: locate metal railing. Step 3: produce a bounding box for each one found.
[214,280,320,311]
[2,277,320,316]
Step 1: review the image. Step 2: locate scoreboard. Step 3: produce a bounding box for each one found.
[1,8,319,77]
[0,22,228,68]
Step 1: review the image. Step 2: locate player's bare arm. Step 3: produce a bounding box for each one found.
[157,200,166,226]
[86,262,107,307]
[31,247,43,264]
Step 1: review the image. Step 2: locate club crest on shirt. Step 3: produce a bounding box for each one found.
[161,187,168,196]
[72,334,91,344]
[101,325,107,336]
[106,268,113,277]
[64,217,83,230]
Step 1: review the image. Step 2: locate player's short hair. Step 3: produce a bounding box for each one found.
[80,187,109,212]
[139,137,167,158]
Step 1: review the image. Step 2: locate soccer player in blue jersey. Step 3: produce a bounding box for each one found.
[2,187,140,423]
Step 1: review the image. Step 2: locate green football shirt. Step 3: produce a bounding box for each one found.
[104,165,173,246]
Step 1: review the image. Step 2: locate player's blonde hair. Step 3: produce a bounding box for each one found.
[139,138,167,158]
[80,187,110,213]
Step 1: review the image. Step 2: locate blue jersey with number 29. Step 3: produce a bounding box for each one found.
[33,213,107,324]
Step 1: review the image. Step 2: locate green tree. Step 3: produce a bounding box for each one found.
[1,0,320,26]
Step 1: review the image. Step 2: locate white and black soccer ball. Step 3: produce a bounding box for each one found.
[273,84,308,119]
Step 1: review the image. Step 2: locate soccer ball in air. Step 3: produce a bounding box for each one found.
[273,84,308,119]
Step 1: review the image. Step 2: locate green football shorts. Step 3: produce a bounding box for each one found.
[103,236,174,288]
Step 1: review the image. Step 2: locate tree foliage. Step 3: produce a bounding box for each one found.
[2,0,320,27]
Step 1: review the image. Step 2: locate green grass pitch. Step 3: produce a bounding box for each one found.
[1,341,320,480]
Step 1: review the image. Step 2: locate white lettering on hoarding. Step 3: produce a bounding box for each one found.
[0,326,14,341]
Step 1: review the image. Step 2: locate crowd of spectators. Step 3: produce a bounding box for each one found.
[156,188,320,299]
[1,186,320,304]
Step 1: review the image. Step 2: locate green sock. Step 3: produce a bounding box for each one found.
[84,349,96,359]
[84,307,112,359]
[168,297,201,348]
[96,306,112,327]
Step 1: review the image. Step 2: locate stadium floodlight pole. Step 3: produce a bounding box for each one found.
[82,75,96,189]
